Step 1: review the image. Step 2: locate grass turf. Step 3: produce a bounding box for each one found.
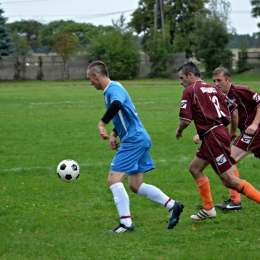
[1,72,260,259]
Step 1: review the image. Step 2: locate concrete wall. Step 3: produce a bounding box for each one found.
[0,53,186,81]
[0,55,90,81]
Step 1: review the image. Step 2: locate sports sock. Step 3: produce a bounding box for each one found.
[110,182,132,227]
[237,180,260,203]
[229,169,241,204]
[195,177,213,210]
[137,183,175,210]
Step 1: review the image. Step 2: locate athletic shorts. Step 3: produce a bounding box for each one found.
[110,141,155,175]
[233,126,260,159]
[196,126,236,174]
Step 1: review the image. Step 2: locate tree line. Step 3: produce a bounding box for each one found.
[1,0,260,80]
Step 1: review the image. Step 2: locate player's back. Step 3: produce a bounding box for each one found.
[105,82,150,144]
[188,80,230,136]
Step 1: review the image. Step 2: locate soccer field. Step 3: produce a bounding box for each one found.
[1,77,260,259]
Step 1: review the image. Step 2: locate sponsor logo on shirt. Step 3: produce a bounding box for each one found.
[252,93,260,102]
[200,87,217,93]
[181,100,187,109]
[241,134,252,144]
[215,154,227,166]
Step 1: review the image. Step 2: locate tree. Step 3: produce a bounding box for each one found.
[87,23,140,80]
[6,19,43,79]
[251,0,260,33]
[52,29,79,81]
[192,15,233,75]
[129,0,207,57]
[0,5,15,56]
[40,20,99,53]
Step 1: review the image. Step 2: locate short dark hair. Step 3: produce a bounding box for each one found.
[87,61,109,77]
[178,62,201,77]
[212,66,231,79]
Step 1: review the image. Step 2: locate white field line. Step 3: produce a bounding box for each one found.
[2,159,175,172]
[2,99,176,109]
[30,101,85,106]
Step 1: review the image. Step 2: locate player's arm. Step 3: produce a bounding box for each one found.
[246,106,260,135]
[176,119,191,139]
[98,100,122,140]
[230,108,238,141]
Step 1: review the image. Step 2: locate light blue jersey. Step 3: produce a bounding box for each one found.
[103,81,150,145]
[103,81,154,174]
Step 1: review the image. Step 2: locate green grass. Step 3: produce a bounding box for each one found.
[1,72,260,260]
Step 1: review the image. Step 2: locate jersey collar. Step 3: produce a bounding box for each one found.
[103,81,112,93]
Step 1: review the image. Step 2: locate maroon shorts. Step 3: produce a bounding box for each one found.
[196,126,236,174]
[233,126,260,159]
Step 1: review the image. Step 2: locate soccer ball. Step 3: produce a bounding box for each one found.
[57,159,80,182]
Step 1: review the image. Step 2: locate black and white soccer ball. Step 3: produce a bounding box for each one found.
[57,159,80,182]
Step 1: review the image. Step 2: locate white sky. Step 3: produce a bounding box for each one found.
[1,0,259,35]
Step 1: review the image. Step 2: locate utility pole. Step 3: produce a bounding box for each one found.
[160,0,165,42]
[154,0,158,32]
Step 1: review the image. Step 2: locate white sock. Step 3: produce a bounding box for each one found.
[137,183,175,210]
[110,182,132,227]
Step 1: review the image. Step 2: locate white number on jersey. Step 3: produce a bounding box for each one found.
[210,96,226,118]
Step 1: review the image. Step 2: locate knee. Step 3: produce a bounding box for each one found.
[220,174,238,190]
[107,176,113,186]
[222,178,231,188]
[189,164,198,176]
[129,183,138,193]
[107,174,118,186]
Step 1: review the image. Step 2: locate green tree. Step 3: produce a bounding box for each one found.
[40,20,98,53]
[52,29,79,81]
[129,0,207,57]
[192,15,233,75]
[0,5,15,56]
[251,0,260,33]
[6,19,43,79]
[7,20,43,51]
[87,21,141,80]
[146,28,173,78]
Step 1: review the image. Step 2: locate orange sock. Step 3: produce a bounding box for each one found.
[237,180,260,204]
[229,170,241,204]
[195,177,213,210]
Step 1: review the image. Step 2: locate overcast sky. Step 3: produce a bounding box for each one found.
[1,0,259,35]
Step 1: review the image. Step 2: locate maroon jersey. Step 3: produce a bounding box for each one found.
[179,80,231,137]
[228,84,260,132]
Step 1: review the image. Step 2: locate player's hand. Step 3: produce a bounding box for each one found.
[245,123,258,135]
[98,125,110,140]
[229,131,237,141]
[175,129,182,139]
[110,136,120,150]
[193,134,200,144]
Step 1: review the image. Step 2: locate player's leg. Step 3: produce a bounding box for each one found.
[108,170,134,233]
[108,144,137,233]
[215,146,249,210]
[129,146,184,229]
[189,156,216,220]
[219,167,260,204]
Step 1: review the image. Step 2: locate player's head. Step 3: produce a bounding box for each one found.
[212,66,231,79]
[212,66,231,95]
[177,62,201,87]
[87,61,109,77]
[87,61,109,90]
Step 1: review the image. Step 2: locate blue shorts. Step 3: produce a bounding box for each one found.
[110,142,155,175]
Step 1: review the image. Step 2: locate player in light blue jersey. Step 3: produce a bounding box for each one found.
[87,61,184,233]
